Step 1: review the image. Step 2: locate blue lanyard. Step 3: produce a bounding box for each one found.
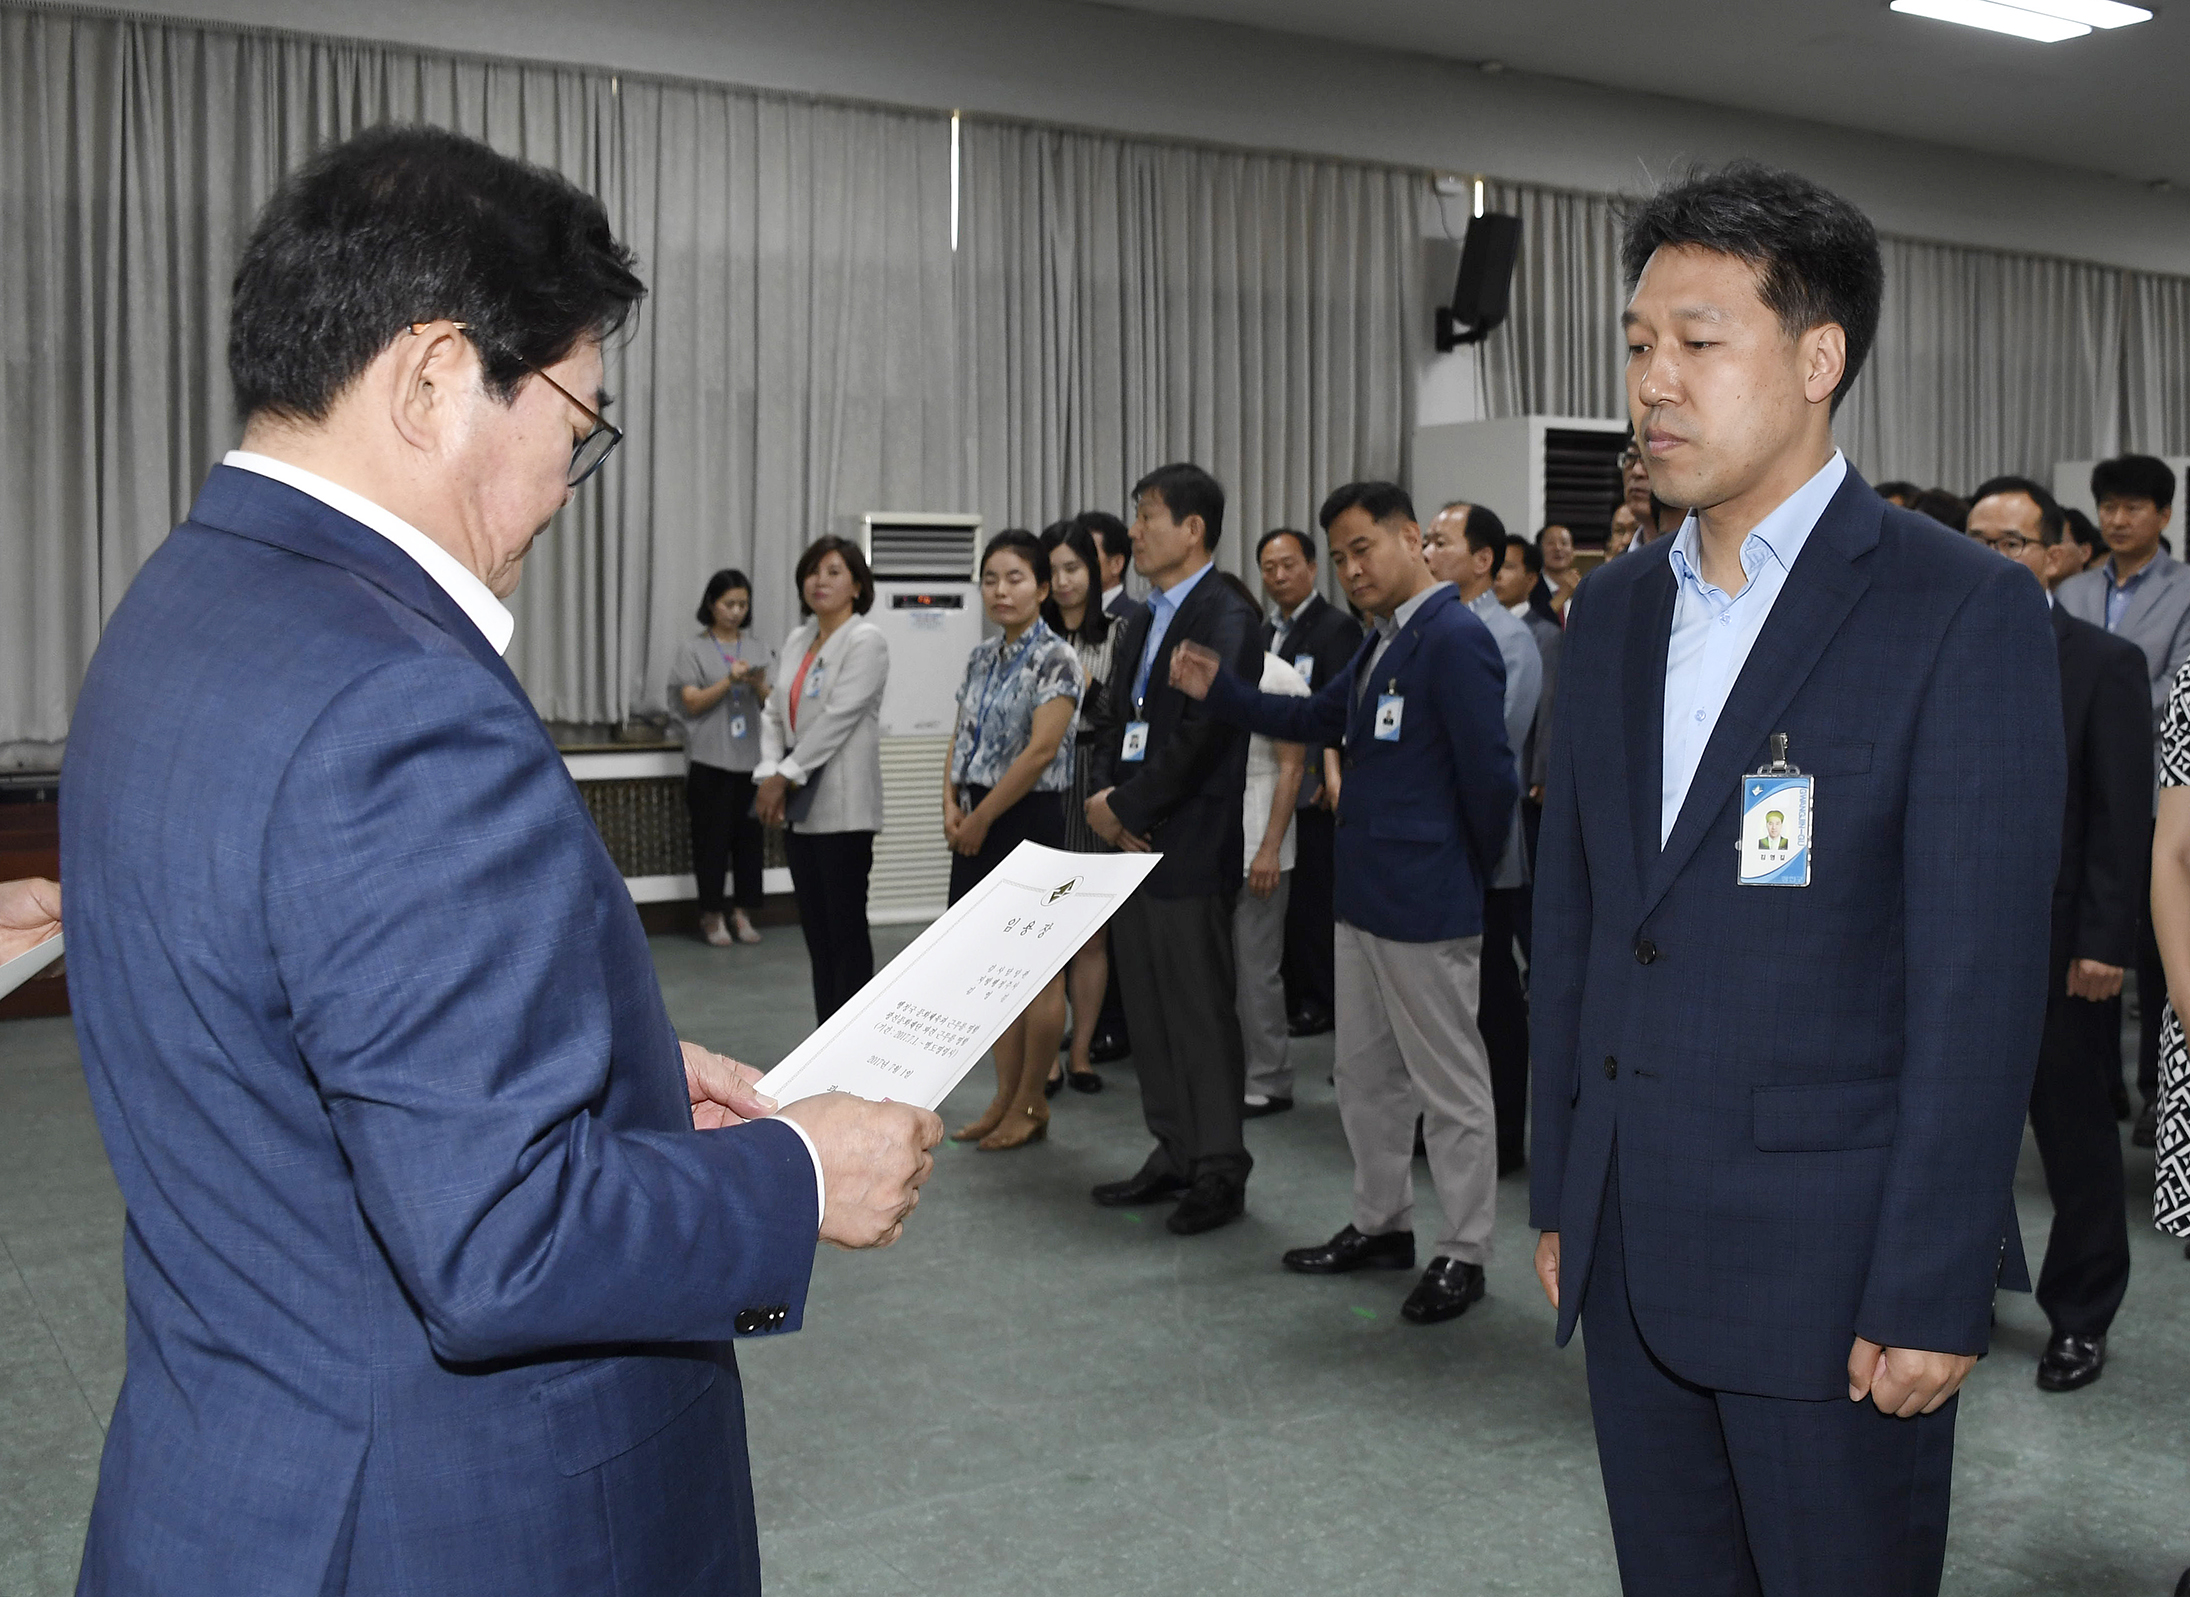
[962,622,1049,772]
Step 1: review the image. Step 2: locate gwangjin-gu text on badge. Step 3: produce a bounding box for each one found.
[1739,733,1813,888]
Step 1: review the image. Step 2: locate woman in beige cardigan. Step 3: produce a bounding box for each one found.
[756,537,891,1023]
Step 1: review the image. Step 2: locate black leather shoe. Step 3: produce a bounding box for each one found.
[2134,1102,2158,1148]
[1401,1257,1486,1324]
[1091,1168,1188,1207]
[2173,1567,2188,1597]
[1088,1029,1130,1065]
[1282,1224,1415,1275]
[2035,1331,2106,1392]
[1242,1094,1294,1119]
[1066,1069,1104,1094]
[1286,1007,1334,1038]
[1166,1176,1245,1235]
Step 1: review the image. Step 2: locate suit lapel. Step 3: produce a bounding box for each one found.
[2113,553,2177,639]
[1622,552,1678,897]
[1643,479,1882,917]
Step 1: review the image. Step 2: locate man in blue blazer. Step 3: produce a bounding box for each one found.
[1530,164,2062,1594]
[1172,481,1516,1322]
[62,126,940,1597]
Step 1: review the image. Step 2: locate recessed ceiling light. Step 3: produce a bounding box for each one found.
[1889,0,2155,41]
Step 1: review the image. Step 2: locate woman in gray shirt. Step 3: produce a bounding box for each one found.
[668,569,773,947]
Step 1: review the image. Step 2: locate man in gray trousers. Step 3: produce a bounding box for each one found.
[1174,481,1516,1323]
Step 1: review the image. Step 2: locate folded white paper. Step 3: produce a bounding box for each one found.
[0,931,63,1004]
[756,843,1159,1110]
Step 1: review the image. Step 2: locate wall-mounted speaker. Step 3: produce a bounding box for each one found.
[1435,212,1521,352]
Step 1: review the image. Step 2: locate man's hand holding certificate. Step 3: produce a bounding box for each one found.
[758,842,1160,1111]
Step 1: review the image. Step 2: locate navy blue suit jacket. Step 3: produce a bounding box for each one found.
[63,467,821,1596]
[1205,584,1515,942]
[1529,474,2063,1401]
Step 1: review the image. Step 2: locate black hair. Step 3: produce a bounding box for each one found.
[2091,454,2178,512]
[1256,527,1316,564]
[1317,481,1416,532]
[1909,489,1969,534]
[2064,506,2102,555]
[230,125,645,423]
[981,527,1051,588]
[794,535,876,617]
[1454,503,1507,561]
[1970,475,2066,546]
[696,567,754,627]
[1620,160,1883,414]
[1216,571,1264,615]
[1874,480,1922,505]
[1503,534,1543,575]
[1039,520,1112,645]
[1130,464,1226,552]
[1077,510,1133,565]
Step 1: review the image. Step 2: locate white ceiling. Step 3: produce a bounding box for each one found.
[1109,0,2190,190]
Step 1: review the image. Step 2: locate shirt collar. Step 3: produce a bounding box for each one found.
[1151,558,1214,612]
[1377,580,1450,639]
[222,450,515,656]
[2106,551,2165,594]
[1667,450,1846,602]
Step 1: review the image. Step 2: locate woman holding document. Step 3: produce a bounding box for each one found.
[943,529,1082,1150]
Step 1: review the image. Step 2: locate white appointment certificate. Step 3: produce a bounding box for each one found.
[0,931,63,1004]
[756,843,1159,1110]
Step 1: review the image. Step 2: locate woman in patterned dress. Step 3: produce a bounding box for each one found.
[940,529,1083,1150]
[2147,657,2190,1260]
[1042,518,1119,1095]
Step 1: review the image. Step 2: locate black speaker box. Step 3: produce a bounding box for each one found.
[1436,212,1521,351]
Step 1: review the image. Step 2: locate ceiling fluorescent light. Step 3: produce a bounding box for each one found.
[2018,0,2154,24]
[1889,0,2090,41]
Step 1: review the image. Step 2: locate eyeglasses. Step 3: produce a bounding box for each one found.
[1969,530,2035,556]
[409,321,623,486]
[1617,448,1642,471]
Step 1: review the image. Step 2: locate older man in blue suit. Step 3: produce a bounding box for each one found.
[1172,481,1516,1324]
[61,126,940,1597]
[1530,163,2062,1595]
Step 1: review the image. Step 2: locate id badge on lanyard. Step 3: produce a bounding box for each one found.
[1373,680,1404,742]
[1121,711,1150,762]
[1739,733,1813,888]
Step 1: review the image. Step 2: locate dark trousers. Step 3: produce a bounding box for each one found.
[2031,953,2133,1338]
[1111,890,1252,1186]
[2136,896,2165,1103]
[1584,1153,1956,1597]
[1281,806,1337,1020]
[1480,886,1530,1165]
[684,762,764,915]
[785,829,874,1023]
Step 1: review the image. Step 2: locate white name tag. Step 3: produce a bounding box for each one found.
[1121,721,1150,762]
[1295,652,1316,686]
[1739,772,1813,887]
[1374,694,1404,742]
[729,715,748,739]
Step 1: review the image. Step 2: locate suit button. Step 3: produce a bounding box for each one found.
[1634,937,1658,965]
[1604,1056,1618,1080]
[735,1310,763,1335]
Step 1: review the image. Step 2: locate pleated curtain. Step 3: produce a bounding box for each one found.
[954,118,1422,572]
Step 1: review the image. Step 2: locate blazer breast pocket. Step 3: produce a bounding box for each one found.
[537,1353,720,1477]
[1751,1075,1899,1152]
[1790,739,1872,778]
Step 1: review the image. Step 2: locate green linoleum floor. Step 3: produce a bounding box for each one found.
[3,924,2186,1595]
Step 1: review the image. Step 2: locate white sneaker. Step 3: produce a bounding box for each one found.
[731,910,762,945]
[700,912,734,948]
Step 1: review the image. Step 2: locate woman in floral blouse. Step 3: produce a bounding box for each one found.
[942,528,1083,1150]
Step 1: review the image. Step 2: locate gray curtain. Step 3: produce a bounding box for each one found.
[955,118,1420,576]
[0,1,961,751]
[1475,176,2190,491]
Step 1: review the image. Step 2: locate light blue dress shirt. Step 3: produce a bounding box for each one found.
[1659,451,1848,845]
[2103,556,2159,632]
[1132,558,1215,709]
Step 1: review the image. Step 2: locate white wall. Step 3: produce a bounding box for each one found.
[107,0,2190,276]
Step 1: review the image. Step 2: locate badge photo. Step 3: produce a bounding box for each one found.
[1739,772,1813,887]
[1120,720,1150,762]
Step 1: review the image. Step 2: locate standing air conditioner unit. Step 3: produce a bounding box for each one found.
[1411,416,1628,548]
[860,513,983,925]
